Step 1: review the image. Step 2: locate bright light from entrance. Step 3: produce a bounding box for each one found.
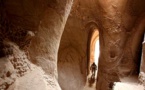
[94,40,100,65]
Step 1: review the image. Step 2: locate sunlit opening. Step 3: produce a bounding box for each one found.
[88,30,99,78]
[85,30,99,89]
[94,39,100,65]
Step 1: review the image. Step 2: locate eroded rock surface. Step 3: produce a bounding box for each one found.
[58,0,145,90]
[95,0,145,89]
[0,0,73,90]
[0,41,52,90]
[0,0,145,90]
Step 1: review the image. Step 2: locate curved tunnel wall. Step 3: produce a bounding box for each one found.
[58,16,88,90]
[95,0,145,89]
[57,0,100,89]
[0,0,145,90]
[0,0,73,90]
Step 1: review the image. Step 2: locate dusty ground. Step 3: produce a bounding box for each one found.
[83,71,98,90]
[114,83,144,90]
[84,74,145,90]
[113,75,144,90]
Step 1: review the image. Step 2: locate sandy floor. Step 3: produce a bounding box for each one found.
[113,75,144,90]
[83,72,97,90]
[84,74,145,90]
[113,83,144,90]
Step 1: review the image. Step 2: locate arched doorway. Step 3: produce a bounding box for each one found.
[89,29,99,77]
[85,28,100,89]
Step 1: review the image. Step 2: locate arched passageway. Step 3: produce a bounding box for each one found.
[89,29,99,78]
[1,0,145,90]
[84,27,100,90]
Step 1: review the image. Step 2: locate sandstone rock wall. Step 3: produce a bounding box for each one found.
[0,41,50,90]
[0,0,145,90]
[95,0,145,89]
[140,34,145,73]
[58,16,88,90]
[57,0,99,89]
[58,0,145,90]
[0,0,73,90]
[139,42,145,90]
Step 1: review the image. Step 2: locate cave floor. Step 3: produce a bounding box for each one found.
[114,75,144,90]
[83,73,144,90]
[83,71,97,90]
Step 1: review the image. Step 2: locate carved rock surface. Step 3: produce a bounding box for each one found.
[0,0,73,90]
[0,41,52,90]
[0,0,145,90]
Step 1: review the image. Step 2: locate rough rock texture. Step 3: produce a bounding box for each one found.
[139,72,145,85]
[58,0,145,90]
[0,41,51,90]
[0,41,31,90]
[95,0,145,90]
[0,0,145,90]
[58,0,98,89]
[0,0,73,90]
[27,0,73,89]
